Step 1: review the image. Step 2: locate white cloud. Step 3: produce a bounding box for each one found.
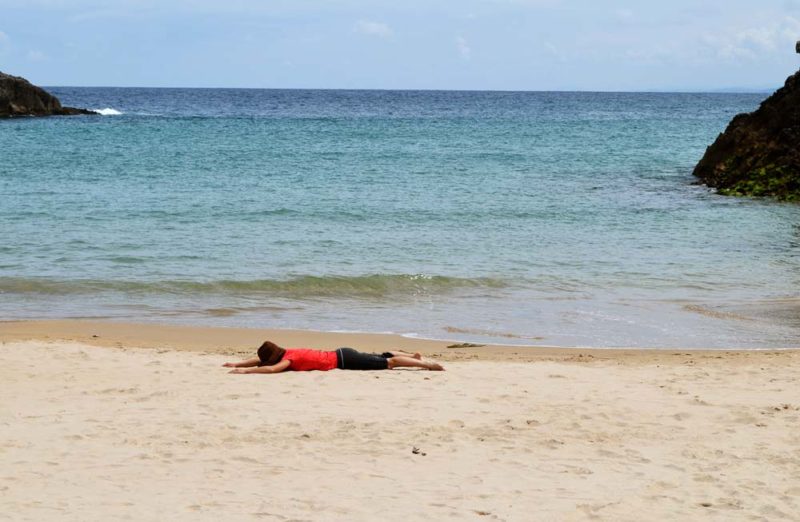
[622,15,800,66]
[0,30,9,45]
[26,49,46,61]
[355,20,392,39]
[456,36,471,60]
[544,41,566,62]
[708,15,800,61]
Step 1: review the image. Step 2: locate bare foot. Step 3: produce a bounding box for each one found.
[426,362,445,371]
[413,352,422,360]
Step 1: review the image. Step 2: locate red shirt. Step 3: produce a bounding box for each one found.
[282,349,338,371]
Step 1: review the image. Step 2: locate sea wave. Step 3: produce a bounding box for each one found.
[0,274,509,299]
[94,107,123,115]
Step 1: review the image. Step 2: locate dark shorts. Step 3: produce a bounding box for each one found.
[335,347,390,370]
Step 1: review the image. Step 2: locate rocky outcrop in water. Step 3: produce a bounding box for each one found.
[693,59,800,200]
[0,71,95,117]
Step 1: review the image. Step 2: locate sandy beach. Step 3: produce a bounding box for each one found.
[1,321,799,521]
[5,3,800,522]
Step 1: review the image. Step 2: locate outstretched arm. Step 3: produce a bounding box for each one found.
[222,357,261,368]
[229,359,291,374]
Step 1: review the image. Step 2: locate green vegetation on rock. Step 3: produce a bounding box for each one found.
[716,165,800,201]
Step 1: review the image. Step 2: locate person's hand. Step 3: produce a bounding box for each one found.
[228,368,249,374]
[222,362,237,367]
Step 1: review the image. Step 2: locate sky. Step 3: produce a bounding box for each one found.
[1,0,799,91]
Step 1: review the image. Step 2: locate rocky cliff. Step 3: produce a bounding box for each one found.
[692,67,800,201]
[0,72,95,117]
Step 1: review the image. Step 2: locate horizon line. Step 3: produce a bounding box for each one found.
[43,84,779,94]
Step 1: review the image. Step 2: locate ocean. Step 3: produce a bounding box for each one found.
[2,87,799,348]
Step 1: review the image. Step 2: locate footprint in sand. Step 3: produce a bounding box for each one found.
[561,465,593,475]
[232,455,260,463]
[99,387,140,395]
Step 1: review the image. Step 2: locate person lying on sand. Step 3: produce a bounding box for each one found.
[223,341,445,374]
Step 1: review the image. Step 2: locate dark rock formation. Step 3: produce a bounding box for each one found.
[0,71,95,117]
[693,67,800,201]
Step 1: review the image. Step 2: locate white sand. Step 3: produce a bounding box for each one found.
[1,340,799,521]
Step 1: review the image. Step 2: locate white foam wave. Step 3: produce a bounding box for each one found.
[95,107,123,116]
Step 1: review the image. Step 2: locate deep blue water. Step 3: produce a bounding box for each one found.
[2,87,799,347]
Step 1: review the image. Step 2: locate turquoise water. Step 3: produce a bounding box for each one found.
[2,88,799,348]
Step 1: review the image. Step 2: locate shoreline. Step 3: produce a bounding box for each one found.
[2,319,798,366]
